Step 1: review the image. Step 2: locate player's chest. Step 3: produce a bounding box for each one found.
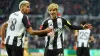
[48,19,63,29]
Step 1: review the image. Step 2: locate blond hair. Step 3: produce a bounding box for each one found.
[19,1,30,9]
[47,3,58,12]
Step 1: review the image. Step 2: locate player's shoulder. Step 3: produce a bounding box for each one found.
[57,16,65,19]
[58,16,69,23]
[41,17,51,25]
[58,16,67,21]
[10,11,23,16]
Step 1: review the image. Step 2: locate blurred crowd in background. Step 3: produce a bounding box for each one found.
[0,0,100,49]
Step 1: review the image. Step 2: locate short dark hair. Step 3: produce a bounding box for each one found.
[80,21,87,25]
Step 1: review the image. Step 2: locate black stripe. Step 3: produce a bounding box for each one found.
[46,37,50,48]
[6,36,10,44]
[53,19,58,49]
[13,36,18,46]
[60,33,63,49]
[87,42,89,47]
[82,42,84,47]
[53,32,58,49]
[20,33,25,47]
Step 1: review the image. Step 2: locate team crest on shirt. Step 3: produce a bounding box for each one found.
[49,23,53,26]
[48,20,53,28]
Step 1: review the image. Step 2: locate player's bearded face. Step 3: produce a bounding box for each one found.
[49,8,58,19]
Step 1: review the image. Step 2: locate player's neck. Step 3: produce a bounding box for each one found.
[20,10,26,14]
[21,11,25,14]
[50,16,57,20]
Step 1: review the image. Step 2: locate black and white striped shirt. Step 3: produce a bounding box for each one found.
[5,11,31,48]
[39,17,83,49]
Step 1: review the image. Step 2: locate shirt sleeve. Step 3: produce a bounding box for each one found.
[39,20,48,30]
[62,18,83,30]
[38,19,48,36]
[22,15,31,29]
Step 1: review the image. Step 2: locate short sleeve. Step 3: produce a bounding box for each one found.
[39,19,48,30]
[22,15,31,29]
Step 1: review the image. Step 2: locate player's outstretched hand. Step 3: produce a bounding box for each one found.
[1,41,5,49]
[83,24,93,29]
[83,24,89,29]
[88,24,92,29]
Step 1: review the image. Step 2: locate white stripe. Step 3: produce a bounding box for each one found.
[57,32,62,49]
[48,19,53,49]
[22,35,26,48]
[8,36,14,45]
[17,37,21,46]
[45,36,48,47]
[78,41,89,47]
[57,18,62,28]
[57,18,62,49]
